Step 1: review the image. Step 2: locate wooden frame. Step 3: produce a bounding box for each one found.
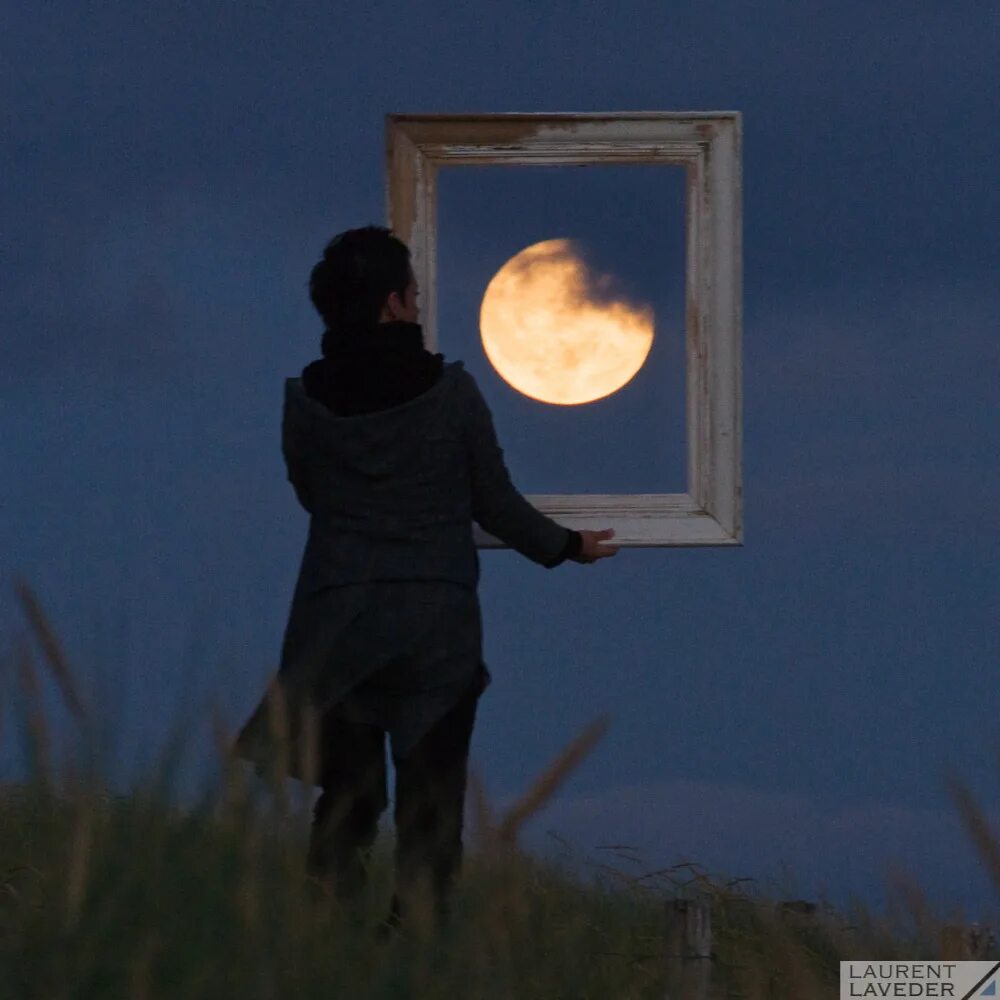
[385,111,742,547]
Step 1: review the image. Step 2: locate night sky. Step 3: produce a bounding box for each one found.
[3,1,999,921]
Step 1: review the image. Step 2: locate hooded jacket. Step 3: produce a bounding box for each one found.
[283,319,582,598]
[232,319,583,777]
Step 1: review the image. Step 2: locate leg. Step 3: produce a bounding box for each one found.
[388,677,480,931]
[307,708,388,907]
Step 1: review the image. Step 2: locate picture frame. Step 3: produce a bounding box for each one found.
[385,111,742,547]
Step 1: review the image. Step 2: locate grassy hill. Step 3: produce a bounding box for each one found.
[2,578,997,998]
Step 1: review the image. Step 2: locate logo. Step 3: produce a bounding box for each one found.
[841,962,1000,999]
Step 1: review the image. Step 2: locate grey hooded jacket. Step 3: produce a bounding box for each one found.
[232,344,580,776]
[282,358,574,598]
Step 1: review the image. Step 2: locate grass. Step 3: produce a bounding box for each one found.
[1,576,998,999]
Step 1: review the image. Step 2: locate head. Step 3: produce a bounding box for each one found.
[308,225,419,329]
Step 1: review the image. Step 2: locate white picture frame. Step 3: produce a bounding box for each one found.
[385,111,742,547]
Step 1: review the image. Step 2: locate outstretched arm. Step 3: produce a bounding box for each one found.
[464,373,580,567]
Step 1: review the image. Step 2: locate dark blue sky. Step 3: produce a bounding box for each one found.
[3,1,999,921]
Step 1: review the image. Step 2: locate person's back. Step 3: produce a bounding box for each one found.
[284,351,592,598]
[234,224,618,939]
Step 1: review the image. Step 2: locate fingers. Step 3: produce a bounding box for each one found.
[587,540,619,561]
[595,528,617,556]
[575,527,619,564]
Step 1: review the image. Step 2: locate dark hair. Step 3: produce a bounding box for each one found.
[308,225,411,331]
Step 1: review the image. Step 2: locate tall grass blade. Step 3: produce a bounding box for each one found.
[13,576,88,723]
[495,714,609,845]
[13,635,52,789]
[467,765,497,852]
[945,771,1000,896]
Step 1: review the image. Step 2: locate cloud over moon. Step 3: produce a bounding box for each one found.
[479,238,655,405]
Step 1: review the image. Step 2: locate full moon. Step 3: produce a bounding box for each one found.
[479,238,655,405]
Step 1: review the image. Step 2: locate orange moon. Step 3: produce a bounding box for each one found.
[479,238,655,405]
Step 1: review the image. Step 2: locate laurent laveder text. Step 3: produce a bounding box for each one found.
[846,963,960,997]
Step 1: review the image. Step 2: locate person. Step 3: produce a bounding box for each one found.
[232,225,619,940]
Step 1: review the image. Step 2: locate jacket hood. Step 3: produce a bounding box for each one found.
[282,344,464,479]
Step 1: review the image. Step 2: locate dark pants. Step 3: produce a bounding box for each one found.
[306,673,481,929]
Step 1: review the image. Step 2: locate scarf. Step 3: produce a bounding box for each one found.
[302,320,445,416]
